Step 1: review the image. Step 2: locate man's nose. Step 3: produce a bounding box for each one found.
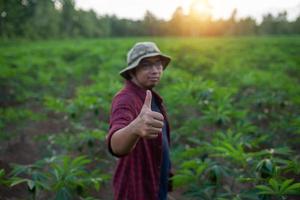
[150,65,161,73]
[152,66,159,72]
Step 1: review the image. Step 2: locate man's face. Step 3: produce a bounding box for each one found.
[131,56,163,89]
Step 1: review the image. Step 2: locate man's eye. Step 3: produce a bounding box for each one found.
[155,61,162,65]
[141,62,151,67]
[139,60,162,69]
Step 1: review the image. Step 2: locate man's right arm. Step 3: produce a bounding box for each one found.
[110,90,164,157]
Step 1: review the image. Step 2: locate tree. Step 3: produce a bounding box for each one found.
[24,0,60,39]
[224,8,238,35]
[275,11,292,34]
[0,0,28,38]
[169,6,186,36]
[143,10,159,36]
[236,17,257,35]
[0,0,299,39]
[293,16,300,34]
[259,11,292,35]
[259,13,275,35]
[59,0,76,37]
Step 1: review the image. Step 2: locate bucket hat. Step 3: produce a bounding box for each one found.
[120,42,171,79]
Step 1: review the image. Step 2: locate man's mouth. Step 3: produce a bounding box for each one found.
[149,77,159,81]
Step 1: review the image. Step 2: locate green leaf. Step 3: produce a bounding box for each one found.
[269,178,279,192]
[27,179,35,190]
[10,164,30,176]
[71,155,91,167]
[0,169,4,177]
[285,183,300,194]
[265,159,273,172]
[55,187,72,200]
[10,178,30,187]
[280,179,294,193]
[181,160,199,169]
[196,164,207,176]
[172,174,194,188]
[91,178,101,190]
[256,185,274,194]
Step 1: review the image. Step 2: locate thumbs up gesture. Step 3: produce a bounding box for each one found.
[134,90,164,139]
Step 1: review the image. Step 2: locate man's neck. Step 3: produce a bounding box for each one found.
[130,78,152,90]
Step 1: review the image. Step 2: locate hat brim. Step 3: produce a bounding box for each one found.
[120,53,171,80]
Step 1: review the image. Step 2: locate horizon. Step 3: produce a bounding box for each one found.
[75,0,300,23]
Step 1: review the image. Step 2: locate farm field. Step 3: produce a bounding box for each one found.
[0,36,300,200]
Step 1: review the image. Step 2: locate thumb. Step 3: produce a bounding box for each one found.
[143,90,152,109]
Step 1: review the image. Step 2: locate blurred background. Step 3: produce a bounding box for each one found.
[1,0,300,38]
[0,0,300,200]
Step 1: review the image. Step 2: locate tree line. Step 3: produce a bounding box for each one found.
[1,0,300,39]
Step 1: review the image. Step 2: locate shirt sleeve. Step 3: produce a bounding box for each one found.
[107,95,136,156]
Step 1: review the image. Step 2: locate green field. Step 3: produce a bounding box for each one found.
[1,37,300,199]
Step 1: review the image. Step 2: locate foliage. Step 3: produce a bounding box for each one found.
[9,155,110,200]
[0,37,299,199]
[256,178,300,198]
[1,1,300,39]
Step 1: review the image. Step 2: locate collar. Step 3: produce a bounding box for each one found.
[125,80,163,104]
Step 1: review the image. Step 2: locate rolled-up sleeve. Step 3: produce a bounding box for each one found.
[107,95,136,156]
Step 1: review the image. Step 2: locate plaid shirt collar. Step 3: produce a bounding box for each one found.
[125,79,163,104]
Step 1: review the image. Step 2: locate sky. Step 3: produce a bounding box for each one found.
[75,0,300,22]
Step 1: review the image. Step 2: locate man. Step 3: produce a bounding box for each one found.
[107,42,172,200]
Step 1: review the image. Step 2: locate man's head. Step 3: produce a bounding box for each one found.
[120,42,171,89]
[129,55,163,89]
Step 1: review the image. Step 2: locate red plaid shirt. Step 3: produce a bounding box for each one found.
[107,80,172,200]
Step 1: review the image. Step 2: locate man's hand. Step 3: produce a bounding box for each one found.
[133,90,164,139]
[110,90,165,156]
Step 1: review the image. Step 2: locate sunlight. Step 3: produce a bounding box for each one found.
[190,0,213,19]
[209,0,234,20]
[189,0,235,20]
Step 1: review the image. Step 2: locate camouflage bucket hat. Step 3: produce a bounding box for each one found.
[120,42,171,79]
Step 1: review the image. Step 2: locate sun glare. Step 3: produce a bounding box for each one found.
[189,0,234,20]
[190,0,213,18]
